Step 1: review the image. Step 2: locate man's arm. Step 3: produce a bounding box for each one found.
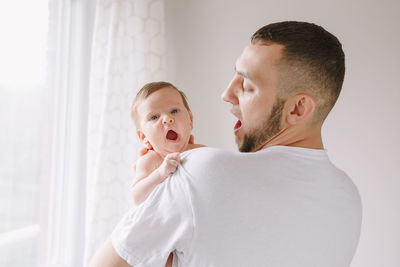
[89,239,131,267]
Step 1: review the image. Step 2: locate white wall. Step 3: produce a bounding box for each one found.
[165,0,400,267]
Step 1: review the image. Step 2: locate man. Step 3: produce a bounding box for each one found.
[90,21,361,267]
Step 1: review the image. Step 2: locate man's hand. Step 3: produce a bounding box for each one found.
[139,146,151,156]
[188,134,194,144]
[89,239,131,267]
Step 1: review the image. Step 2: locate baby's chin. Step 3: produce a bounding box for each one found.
[156,138,190,156]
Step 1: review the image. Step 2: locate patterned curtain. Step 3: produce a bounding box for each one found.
[84,0,167,264]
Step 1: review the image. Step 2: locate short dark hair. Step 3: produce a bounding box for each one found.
[251,21,345,122]
[131,81,192,128]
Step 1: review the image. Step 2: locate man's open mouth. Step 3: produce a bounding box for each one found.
[166,130,178,141]
[234,120,242,132]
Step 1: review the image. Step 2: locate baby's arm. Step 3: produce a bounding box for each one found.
[131,151,180,206]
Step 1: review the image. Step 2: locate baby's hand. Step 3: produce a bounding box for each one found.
[158,152,181,179]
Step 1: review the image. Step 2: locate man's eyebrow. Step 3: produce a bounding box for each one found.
[234,66,251,80]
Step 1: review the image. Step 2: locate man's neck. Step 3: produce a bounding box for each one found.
[258,124,324,151]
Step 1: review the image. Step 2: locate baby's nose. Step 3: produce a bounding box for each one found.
[163,117,174,124]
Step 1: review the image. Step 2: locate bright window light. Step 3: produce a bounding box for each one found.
[0,1,48,90]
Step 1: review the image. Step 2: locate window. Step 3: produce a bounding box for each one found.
[0,1,50,266]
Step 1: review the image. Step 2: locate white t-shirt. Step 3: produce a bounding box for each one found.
[111,146,362,267]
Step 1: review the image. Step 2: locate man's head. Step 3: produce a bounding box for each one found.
[132,82,193,155]
[222,21,345,152]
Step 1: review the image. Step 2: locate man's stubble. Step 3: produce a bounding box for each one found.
[238,98,286,152]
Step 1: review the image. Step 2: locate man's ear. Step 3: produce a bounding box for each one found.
[285,94,315,125]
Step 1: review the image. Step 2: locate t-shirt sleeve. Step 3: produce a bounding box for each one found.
[111,169,194,267]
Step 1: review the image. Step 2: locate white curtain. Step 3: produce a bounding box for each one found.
[84,0,167,264]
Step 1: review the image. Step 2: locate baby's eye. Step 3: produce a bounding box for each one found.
[171,109,179,114]
[150,115,159,121]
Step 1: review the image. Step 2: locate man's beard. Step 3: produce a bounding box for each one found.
[237,98,286,152]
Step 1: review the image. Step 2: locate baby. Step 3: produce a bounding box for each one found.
[130,81,203,266]
[130,81,203,204]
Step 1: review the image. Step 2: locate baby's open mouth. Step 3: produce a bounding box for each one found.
[166,130,178,141]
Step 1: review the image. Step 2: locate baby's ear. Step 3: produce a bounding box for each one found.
[136,130,146,142]
[190,114,193,129]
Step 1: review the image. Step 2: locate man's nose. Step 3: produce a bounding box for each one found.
[221,77,239,105]
[162,116,174,125]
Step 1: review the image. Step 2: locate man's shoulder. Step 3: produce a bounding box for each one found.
[181,147,236,162]
[178,147,236,174]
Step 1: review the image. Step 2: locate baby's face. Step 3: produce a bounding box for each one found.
[136,87,193,156]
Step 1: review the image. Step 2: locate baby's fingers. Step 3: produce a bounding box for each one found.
[166,158,180,168]
[161,160,178,176]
